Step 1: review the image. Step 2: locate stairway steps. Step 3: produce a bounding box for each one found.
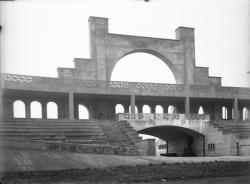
[210,120,250,134]
[0,128,102,133]
[0,123,99,127]
[0,119,107,145]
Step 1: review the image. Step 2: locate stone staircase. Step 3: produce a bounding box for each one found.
[96,120,132,147]
[117,120,142,145]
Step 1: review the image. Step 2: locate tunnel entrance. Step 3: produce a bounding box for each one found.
[137,126,205,157]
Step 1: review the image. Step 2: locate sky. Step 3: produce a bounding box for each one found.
[0,0,250,87]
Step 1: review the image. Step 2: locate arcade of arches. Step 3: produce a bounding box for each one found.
[10,97,250,121]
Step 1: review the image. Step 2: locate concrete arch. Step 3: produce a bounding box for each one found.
[142,104,151,113]
[78,104,89,119]
[47,101,58,119]
[30,101,42,119]
[13,100,26,118]
[137,125,204,139]
[137,126,205,156]
[115,104,125,114]
[109,49,179,83]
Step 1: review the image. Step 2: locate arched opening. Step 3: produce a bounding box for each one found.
[168,105,176,114]
[155,105,164,114]
[111,52,176,84]
[47,102,58,119]
[129,105,138,113]
[78,104,89,119]
[142,104,151,113]
[13,100,25,118]
[30,101,42,119]
[222,106,228,120]
[198,106,204,114]
[115,104,124,114]
[138,126,204,157]
[243,107,248,121]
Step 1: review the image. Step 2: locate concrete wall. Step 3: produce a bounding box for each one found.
[204,122,238,156]
[56,16,221,87]
[136,139,156,156]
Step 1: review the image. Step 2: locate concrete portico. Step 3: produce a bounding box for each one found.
[1,16,250,157]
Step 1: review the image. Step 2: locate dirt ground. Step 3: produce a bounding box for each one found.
[1,161,250,184]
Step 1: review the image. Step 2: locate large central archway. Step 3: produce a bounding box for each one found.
[110,52,176,84]
[111,52,176,141]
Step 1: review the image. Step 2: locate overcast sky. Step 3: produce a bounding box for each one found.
[1,0,249,87]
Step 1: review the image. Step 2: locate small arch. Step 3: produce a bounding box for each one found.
[243,107,248,121]
[30,101,42,118]
[78,104,89,119]
[129,105,138,113]
[142,104,151,113]
[13,100,25,118]
[222,106,228,120]
[47,102,58,119]
[168,105,176,114]
[198,106,204,115]
[115,104,124,114]
[155,105,164,114]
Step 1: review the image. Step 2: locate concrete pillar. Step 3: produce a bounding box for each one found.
[25,100,31,118]
[228,106,233,120]
[163,104,168,113]
[213,102,221,120]
[247,106,250,120]
[151,104,156,113]
[185,97,190,116]
[41,102,47,119]
[175,27,195,85]
[137,104,143,113]
[0,88,2,120]
[234,98,239,121]
[89,17,108,80]
[69,92,74,120]
[124,104,129,113]
[130,95,135,115]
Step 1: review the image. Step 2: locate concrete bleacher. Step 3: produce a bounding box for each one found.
[211,120,250,135]
[0,118,138,156]
[0,119,106,143]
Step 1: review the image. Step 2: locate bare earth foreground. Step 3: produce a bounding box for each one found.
[1,148,250,183]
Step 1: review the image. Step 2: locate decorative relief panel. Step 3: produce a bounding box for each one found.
[117,113,207,121]
[4,74,32,83]
[109,81,184,93]
[117,113,180,121]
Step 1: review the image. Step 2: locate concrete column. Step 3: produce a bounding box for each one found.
[247,106,250,120]
[42,102,47,119]
[234,98,239,121]
[124,104,129,113]
[137,104,143,113]
[69,92,74,120]
[151,104,156,113]
[163,104,168,113]
[130,95,135,115]
[185,97,190,116]
[0,88,2,120]
[228,106,233,120]
[25,100,31,118]
[212,102,221,120]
